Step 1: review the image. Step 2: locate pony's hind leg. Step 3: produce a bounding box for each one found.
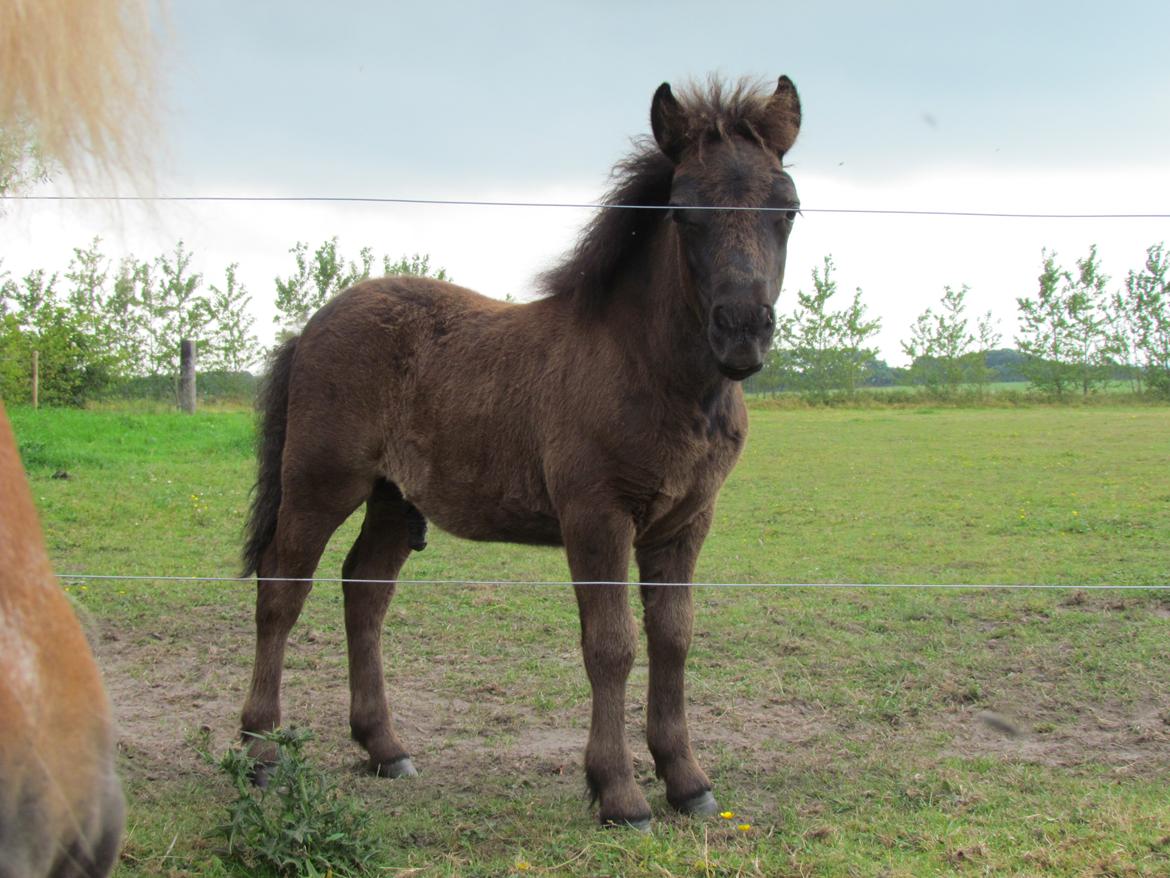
[241,473,369,770]
[342,480,419,777]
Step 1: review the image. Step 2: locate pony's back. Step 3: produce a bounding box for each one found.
[0,404,123,877]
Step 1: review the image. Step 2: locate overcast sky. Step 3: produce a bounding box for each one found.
[6,0,1170,364]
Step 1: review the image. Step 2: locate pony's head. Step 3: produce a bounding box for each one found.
[652,76,801,379]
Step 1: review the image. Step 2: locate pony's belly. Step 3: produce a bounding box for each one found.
[411,489,563,547]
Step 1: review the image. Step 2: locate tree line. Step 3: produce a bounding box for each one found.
[1,237,1168,406]
[749,243,1170,401]
[0,238,447,405]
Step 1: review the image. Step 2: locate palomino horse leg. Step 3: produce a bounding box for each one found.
[563,510,650,828]
[341,480,416,778]
[637,514,718,816]
[241,477,368,766]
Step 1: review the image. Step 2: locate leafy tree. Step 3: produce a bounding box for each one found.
[1104,277,1144,393]
[903,285,970,395]
[384,253,450,281]
[1016,250,1077,398]
[901,285,999,396]
[1017,247,1115,398]
[63,237,129,374]
[1125,243,1170,397]
[275,239,451,337]
[0,263,117,404]
[103,242,256,391]
[835,286,882,394]
[775,255,881,401]
[132,241,205,381]
[1064,245,1111,396]
[968,309,1003,393]
[274,239,375,336]
[107,255,152,372]
[64,237,108,317]
[200,263,259,372]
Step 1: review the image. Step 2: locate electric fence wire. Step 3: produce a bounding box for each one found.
[5,193,1170,220]
[54,572,1170,590]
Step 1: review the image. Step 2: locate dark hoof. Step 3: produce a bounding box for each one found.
[602,815,652,832]
[676,790,719,817]
[372,756,418,778]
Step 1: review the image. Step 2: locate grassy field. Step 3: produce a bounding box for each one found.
[8,404,1170,877]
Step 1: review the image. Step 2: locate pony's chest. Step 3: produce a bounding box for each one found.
[639,390,747,480]
[616,414,746,533]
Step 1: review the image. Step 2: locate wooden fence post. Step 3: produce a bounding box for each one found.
[31,350,39,409]
[179,339,197,413]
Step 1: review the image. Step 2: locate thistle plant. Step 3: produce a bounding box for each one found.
[209,728,385,877]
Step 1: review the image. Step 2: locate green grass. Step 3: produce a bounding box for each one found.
[8,404,1170,877]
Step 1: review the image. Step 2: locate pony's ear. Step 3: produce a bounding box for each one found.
[760,75,801,157]
[651,82,688,162]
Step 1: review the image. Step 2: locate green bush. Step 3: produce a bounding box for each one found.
[0,310,117,405]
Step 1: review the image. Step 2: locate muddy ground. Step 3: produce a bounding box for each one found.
[94,597,1170,810]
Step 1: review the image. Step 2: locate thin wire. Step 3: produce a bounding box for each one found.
[5,193,1169,219]
[55,572,1170,590]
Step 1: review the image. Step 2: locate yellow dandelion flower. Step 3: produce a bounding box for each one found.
[516,862,531,872]
[738,823,752,832]
[719,810,735,819]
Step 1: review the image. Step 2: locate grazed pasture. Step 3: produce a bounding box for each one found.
[10,404,1170,877]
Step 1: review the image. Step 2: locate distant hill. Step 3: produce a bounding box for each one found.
[984,348,1030,383]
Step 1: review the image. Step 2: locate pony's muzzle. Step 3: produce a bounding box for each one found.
[708,302,774,380]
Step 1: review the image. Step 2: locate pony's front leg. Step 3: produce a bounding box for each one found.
[636,512,719,816]
[563,509,650,829]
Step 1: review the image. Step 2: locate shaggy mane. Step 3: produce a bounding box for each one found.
[538,78,785,315]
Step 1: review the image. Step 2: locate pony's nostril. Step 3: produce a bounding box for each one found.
[712,305,735,332]
[760,306,774,328]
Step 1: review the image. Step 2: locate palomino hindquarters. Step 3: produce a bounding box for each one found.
[1,0,154,871]
[241,75,802,828]
[0,404,124,875]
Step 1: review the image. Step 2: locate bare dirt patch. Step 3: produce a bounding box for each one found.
[93,601,1170,801]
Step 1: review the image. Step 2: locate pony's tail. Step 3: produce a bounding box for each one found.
[242,337,298,578]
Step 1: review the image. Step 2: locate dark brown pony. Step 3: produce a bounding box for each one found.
[241,76,801,828]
